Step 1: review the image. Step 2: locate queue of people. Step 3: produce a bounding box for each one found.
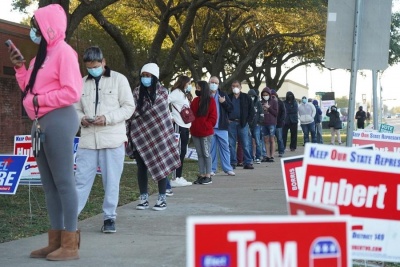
[8,4,347,261]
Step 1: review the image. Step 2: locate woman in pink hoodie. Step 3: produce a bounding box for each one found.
[8,4,82,261]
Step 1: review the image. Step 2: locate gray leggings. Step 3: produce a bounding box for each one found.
[31,106,79,231]
[192,135,212,175]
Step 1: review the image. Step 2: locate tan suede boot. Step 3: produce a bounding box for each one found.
[30,229,62,258]
[46,230,80,261]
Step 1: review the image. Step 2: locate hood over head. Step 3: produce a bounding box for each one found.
[248,89,258,96]
[285,91,295,100]
[262,87,271,95]
[270,89,278,96]
[312,100,319,106]
[34,4,67,47]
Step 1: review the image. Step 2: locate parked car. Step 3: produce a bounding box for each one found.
[396,113,400,118]
[387,114,392,118]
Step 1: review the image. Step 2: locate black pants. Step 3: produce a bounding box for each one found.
[175,125,189,178]
[282,123,298,150]
[134,151,166,195]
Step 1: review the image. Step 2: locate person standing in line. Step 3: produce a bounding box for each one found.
[168,75,193,187]
[9,4,82,260]
[126,63,181,211]
[208,76,235,176]
[312,100,323,144]
[191,81,217,185]
[298,96,317,144]
[355,106,366,129]
[248,89,263,164]
[326,105,342,145]
[282,91,298,152]
[228,80,255,169]
[271,90,286,157]
[260,87,278,162]
[74,46,135,233]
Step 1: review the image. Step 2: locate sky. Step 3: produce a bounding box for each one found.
[1,0,400,109]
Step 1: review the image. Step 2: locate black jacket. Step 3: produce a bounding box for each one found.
[228,92,254,128]
[248,89,262,128]
[276,98,286,128]
[214,89,233,130]
[283,91,298,125]
[326,108,342,129]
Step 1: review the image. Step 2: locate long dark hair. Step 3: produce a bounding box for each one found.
[23,38,48,99]
[172,75,190,94]
[196,81,211,117]
[137,74,158,114]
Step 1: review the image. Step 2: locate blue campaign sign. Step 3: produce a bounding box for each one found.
[0,155,28,195]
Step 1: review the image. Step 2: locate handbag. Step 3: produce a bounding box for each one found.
[172,104,195,124]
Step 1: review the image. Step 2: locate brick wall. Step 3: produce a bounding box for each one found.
[0,19,34,153]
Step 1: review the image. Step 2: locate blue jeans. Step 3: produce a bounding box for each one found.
[211,129,233,173]
[228,122,253,165]
[301,122,317,143]
[275,127,284,154]
[250,125,262,159]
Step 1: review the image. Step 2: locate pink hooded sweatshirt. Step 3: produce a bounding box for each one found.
[15,4,82,120]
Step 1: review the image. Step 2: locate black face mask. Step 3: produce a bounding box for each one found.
[195,90,201,97]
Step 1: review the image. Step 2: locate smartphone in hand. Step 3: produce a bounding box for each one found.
[5,39,24,61]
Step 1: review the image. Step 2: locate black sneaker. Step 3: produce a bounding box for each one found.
[193,176,203,184]
[101,219,116,233]
[243,164,254,169]
[201,176,212,185]
[136,199,149,210]
[152,200,167,211]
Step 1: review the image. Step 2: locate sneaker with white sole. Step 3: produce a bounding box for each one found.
[177,177,192,186]
[254,158,261,164]
[166,189,174,197]
[170,179,184,188]
[210,172,216,176]
[226,171,235,176]
[153,200,167,211]
[136,199,149,210]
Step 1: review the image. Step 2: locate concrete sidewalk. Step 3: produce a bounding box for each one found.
[0,148,304,267]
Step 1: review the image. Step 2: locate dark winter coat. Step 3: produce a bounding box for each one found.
[248,89,262,128]
[326,107,342,129]
[283,91,298,125]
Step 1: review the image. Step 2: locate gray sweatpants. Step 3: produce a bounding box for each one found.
[192,135,212,175]
[32,105,79,231]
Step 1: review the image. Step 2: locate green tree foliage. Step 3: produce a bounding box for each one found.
[10,0,400,91]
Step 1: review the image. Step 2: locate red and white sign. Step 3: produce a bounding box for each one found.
[288,197,339,216]
[352,130,400,152]
[301,143,400,262]
[187,216,352,267]
[281,156,304,199]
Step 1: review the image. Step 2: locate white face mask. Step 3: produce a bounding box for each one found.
[232,87,240,94]
[263,96,270,101]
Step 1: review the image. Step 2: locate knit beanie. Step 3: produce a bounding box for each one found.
[141,63,159,79]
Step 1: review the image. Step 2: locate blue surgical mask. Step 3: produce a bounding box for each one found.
[186,85,192,92]
[30,28,41,45]
[302,98,307,104]
[210,83,218,91]
[87,66,103,77]
[141,77,152,87]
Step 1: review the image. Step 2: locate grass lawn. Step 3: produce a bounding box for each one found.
[0,129,347,243]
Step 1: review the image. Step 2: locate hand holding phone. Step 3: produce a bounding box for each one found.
[85,117,95,123]
[5,39,25,67]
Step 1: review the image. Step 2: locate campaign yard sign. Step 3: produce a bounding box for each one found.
[0,155,27,194]
[14,135,81,184]
[281,156,304,199]
[352,131,400,152]
[379,124,394,133]
[187,216,352,267]
[301,143,400,262]
[288,197,339,216]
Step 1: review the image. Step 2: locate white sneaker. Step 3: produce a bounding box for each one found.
[210,172,216,176]
[170,179,185,188]
[226,171,235,176]
[177,177,192,186]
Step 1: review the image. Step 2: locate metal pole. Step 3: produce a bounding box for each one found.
[372,70,379,130]
[346,0,363,146]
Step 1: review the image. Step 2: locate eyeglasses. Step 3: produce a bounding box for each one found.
[30,16,41,34]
